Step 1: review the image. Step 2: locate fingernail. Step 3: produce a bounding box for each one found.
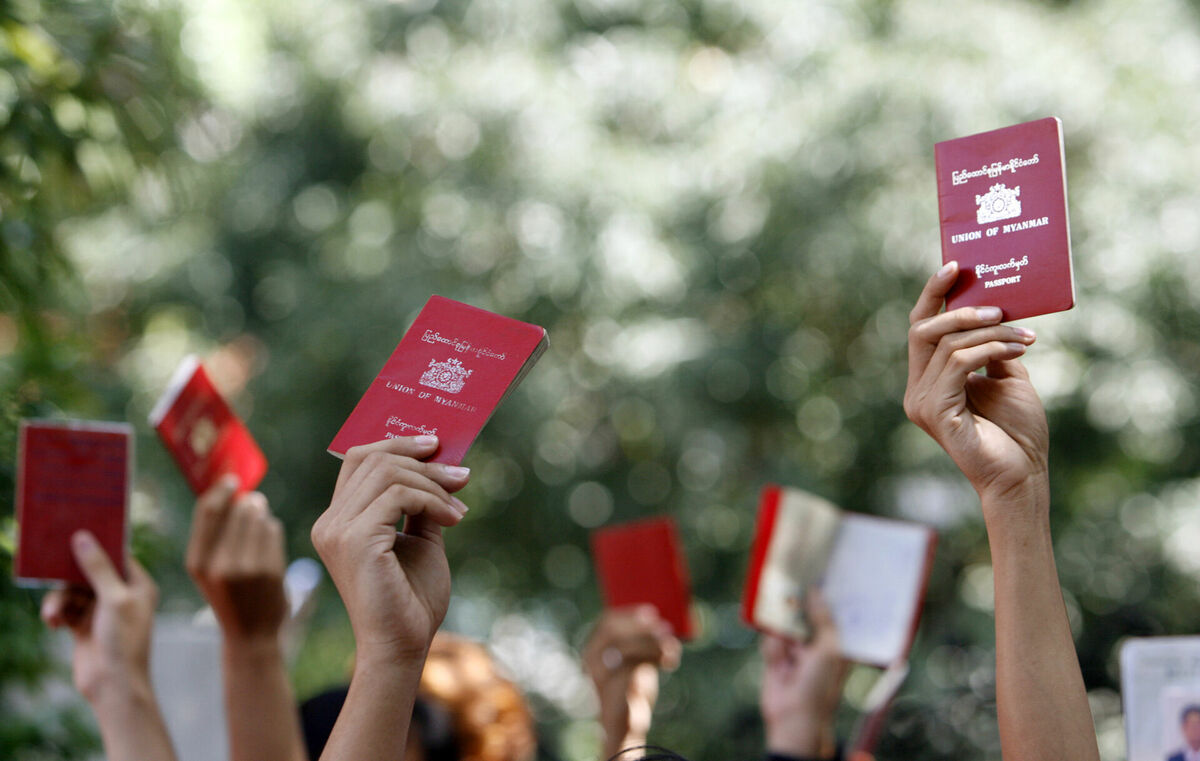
[443,465,470,480]
[414,435,439,448]
[451,497,470,516]
[938,261,956,278]
[1005,342,1027,353]
[72,531,96,553]
[976,307,1002,321]
[220,473,240,491]
[1013,327,1036,340]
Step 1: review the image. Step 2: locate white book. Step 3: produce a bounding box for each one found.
[742,485,938,666]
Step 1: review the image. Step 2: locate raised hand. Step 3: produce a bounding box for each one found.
[311,435,469,761]
[41,532,177,761]
[759,592,849,760]
[904,260,1044,514]
[583,606,682,758]
[187,476,288,641]
[904,262,1098,761]
[186,477,305,761]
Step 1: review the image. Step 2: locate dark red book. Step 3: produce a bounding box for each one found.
[15,420,132,585]
[742,485,936,666]
[935,117,1074,321]
[591,517,694,640]
[328,296,548,465]
[149,355,267,494]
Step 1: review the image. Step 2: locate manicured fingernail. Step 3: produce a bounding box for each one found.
[976,307,1002,321]
[1005,342,1027,353]
[938,261,956,278]
[451,497,470,516]
[414,435,439,447]
[443,465,470,480]
[72,531,96,553]
[1013,327,1036,340]
[220,474,240,491]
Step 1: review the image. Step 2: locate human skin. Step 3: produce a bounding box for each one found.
[41,533,178,761]
[1183,711,1200,750]
[187,475,305,761]
[759,591,849,760]
[310,435,470,761]
[904,261,1099,761]
[583,605,682,759]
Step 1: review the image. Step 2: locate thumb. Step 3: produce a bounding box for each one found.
[71,531,123,595]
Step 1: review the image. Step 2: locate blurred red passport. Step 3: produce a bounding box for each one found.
[742,485,936,666]
[149,355,267,494]
[328,295,548,465]
[935,116,1074,321]
[15,420,132,586]
[591,516,694,639]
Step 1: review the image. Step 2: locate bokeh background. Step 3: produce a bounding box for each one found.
[4,0,1200,759]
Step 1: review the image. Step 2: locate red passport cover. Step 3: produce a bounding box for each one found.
[591,516,694,640]
[15,420,131,585]
[935,117,1074,321]
[149,356,267,494]
[328,295,548,465]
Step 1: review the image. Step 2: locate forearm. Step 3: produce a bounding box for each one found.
[604,727,646,760]
[223,637,307,761]
[986,490,1098,761]
[320,652,425,761]
[765,717,837,760]
[90,675,179,761]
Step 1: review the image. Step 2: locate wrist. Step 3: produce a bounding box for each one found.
[223,633,285,663]
[609,727,649,754]
[86,670,158,717]
[978,475,1051,536]
[353,645,429,683]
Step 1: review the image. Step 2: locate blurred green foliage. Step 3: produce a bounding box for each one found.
[0,0,203,757]
[5,1,1200,760]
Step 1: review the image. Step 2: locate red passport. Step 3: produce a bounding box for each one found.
[15,420,132,586]
[935,117,1074,321]
[149,355,268,494]
[591,517,694,639]
[328,296,548,465]
[742,485,936,666]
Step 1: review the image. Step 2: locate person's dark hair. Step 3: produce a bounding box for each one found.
[1181,704,1200,724]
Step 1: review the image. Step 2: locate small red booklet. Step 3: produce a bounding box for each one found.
[15,420,132,586]
[149,355,267,494]
[742,485,936,666]
[591,517,694,640]
[328,296,548,465]
[935,117,1074,321]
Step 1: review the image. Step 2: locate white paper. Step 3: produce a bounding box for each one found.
[821,513,932,665]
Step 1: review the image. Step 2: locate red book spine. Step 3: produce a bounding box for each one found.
[741,484,783,629]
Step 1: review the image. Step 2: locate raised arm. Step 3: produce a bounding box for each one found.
[310,435,470,761]
[186,476,306,761]
[583,605,682,759]
[759,592,849,761]
[41,533,178,761]
[904,261,1098,761]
